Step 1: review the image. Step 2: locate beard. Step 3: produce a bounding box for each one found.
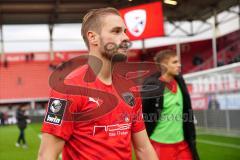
[99,39,130,63]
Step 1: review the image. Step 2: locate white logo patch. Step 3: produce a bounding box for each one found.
[50,100,62,113]
[124,9,146,37]
[88,97,100,107]
[44,98,67,125]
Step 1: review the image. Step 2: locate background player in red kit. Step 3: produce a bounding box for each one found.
[38,7,158,160]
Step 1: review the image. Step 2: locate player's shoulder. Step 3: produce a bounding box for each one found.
[143,72,161,85]
[64,64,89,84]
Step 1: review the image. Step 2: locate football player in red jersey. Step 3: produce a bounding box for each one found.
[38,7,158,160]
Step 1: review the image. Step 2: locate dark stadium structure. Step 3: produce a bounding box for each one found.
[0,0,238,24]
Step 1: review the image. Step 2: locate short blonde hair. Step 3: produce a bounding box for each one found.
[154,49,177,64]
[81,7,120,49]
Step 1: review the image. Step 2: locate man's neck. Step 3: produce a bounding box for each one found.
[160,73,174,82]
[88,51,112,85]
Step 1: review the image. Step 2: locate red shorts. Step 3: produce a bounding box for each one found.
[150,140,193,160]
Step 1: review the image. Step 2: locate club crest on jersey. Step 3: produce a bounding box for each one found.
[122,92,135,107]
[124,9,146,37]
[124,115,130,122]
[44,98,67,125]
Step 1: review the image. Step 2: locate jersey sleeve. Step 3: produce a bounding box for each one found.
[131,97,146,133]
[41,88,79,141]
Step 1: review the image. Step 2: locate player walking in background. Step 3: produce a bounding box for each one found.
[38,7,158,160]
[16,103,29,148]
[141,49,199,160]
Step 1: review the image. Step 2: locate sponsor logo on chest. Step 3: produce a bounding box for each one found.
[93,123,131,137]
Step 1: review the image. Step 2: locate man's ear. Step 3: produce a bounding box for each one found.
[160,62,168,75]
[87,31,99,46]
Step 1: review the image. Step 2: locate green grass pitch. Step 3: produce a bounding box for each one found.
[0,123,240,160]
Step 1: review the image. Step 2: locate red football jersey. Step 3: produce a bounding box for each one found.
[42,65,145,160]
